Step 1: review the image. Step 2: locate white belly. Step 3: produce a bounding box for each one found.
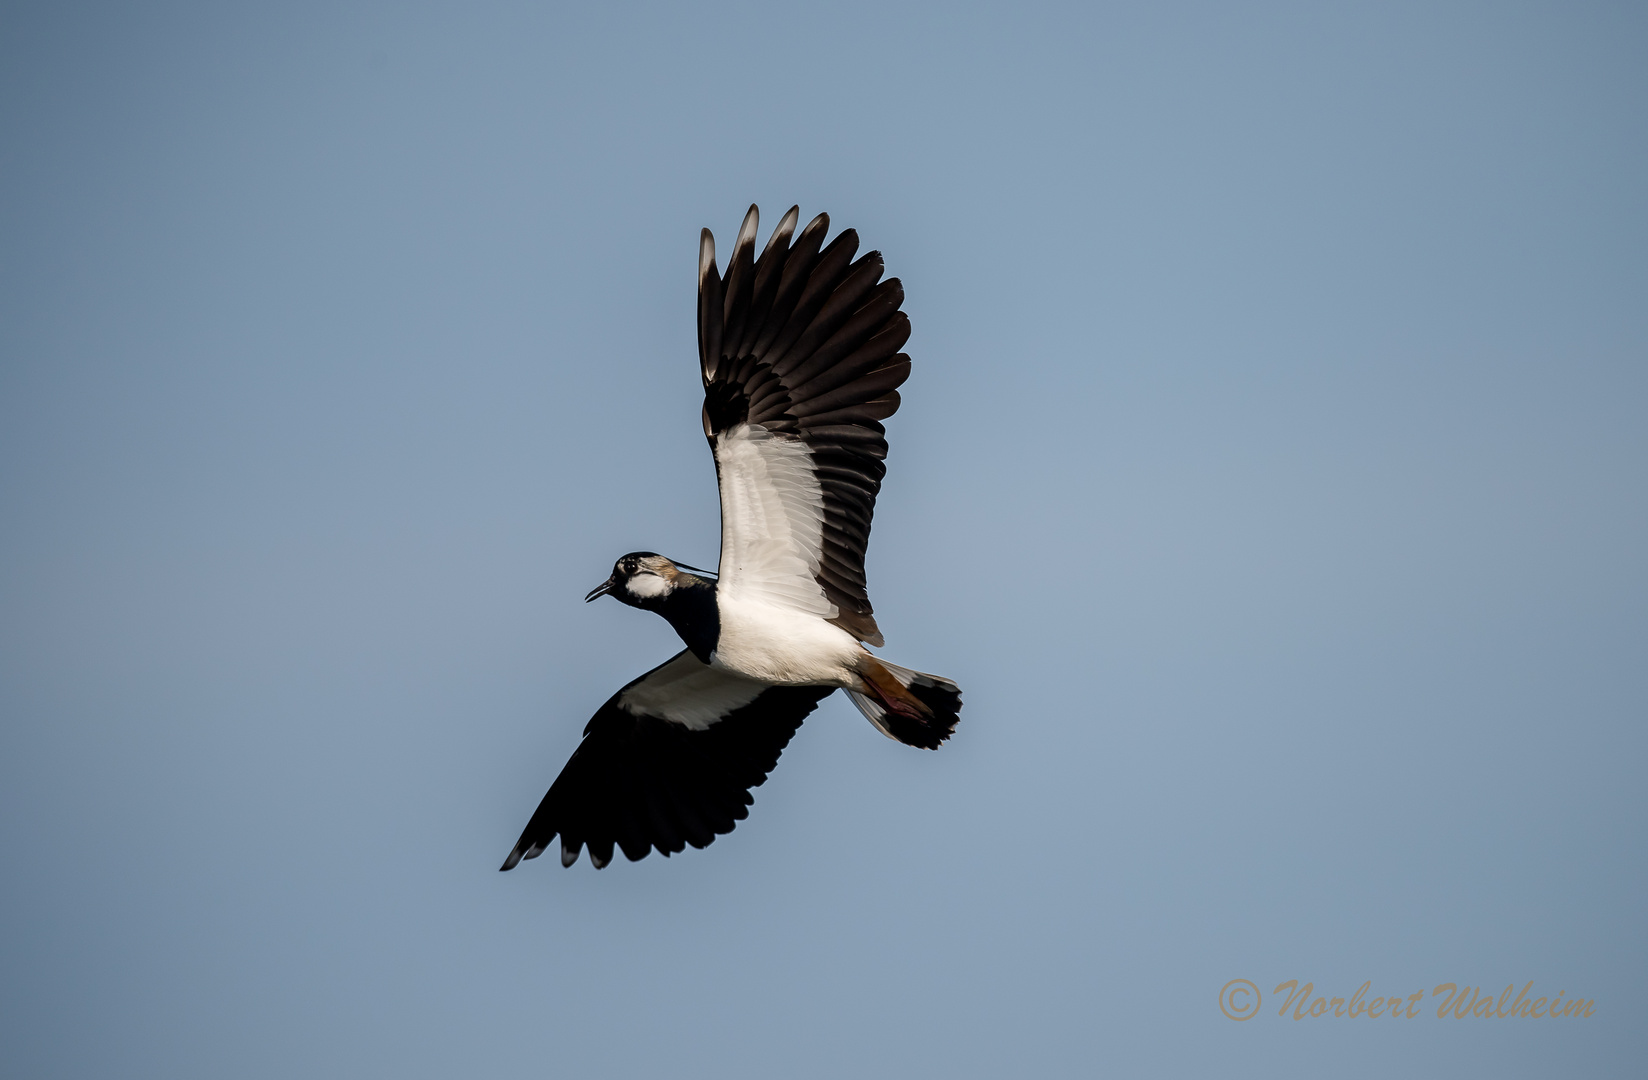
[710,595,864,687]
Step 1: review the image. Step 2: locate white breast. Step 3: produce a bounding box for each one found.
[711,594,863,687]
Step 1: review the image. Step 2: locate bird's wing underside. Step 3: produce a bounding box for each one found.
[501,651,832,870]
[699,205,910,647]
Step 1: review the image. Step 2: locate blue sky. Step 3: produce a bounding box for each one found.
[2,2,1644,1077]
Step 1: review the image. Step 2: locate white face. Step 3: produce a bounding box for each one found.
[624,572,671,599]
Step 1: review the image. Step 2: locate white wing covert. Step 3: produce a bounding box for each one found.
[698,204,912,647]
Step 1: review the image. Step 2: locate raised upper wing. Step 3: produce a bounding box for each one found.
[699,205,911,646]
[501,651,832,870]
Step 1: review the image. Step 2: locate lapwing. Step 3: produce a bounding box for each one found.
[501,205,961,870]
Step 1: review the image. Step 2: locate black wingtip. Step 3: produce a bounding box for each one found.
[698,228,717,285]
[770,205,800,248]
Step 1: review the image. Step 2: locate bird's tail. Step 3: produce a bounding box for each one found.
[847,657,962,750]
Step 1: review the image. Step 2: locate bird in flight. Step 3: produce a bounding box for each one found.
[501,204,961,870]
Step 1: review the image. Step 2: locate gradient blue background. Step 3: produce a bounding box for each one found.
[3,2,1644,1076]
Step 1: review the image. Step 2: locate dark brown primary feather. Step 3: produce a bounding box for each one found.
[501,651,832,869]
[698,204,913,646]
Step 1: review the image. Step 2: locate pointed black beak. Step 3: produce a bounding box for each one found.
[585,576,616,603]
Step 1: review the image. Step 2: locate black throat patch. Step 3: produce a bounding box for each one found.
[655,578,720,663]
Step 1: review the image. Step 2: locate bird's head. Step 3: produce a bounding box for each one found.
[585,552,716,609]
